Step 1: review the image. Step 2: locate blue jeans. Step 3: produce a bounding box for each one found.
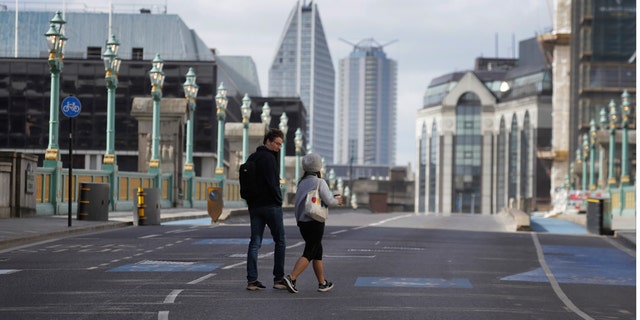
[246,205,286,282]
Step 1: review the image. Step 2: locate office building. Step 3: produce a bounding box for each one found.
[336,38,397,166]
[268,0,335,163]
[415,38,552,214]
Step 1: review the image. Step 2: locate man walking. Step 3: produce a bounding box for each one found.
[244,128,287,290]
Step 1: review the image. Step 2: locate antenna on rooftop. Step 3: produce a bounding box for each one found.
[380,39,398,47]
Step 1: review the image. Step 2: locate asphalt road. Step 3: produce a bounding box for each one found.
[0,211,635,320]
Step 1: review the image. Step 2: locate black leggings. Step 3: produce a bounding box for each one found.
[297,220,324,261]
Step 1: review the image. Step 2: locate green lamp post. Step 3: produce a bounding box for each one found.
[278,112,288,199]
[241,94,252,163]
[43,11,67,166]
[148,54,165,186]
[294,128,302,182]
[182,67,199,177]
[607,100,617,188]
[598,108,607,189]
[588,119,596,191]
[261,102,271,133]
[102,34,121,169]
[620,90,632,186]
[581,134,589,191]
[215,83,228,182]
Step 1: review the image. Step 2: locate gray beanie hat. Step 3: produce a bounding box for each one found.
[302,153,322,172]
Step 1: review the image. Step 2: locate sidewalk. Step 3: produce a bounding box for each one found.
[0,209,635,251]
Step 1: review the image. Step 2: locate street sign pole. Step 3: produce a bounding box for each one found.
[61,96,82,227]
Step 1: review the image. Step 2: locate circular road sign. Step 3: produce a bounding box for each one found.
[61,96,82,118]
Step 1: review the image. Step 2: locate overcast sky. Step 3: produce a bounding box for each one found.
[153,0,552,167]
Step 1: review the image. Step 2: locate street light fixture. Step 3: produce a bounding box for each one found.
[103,34,120,167]
[261,102,271,133]
[278,112,288,199]
[607,99,617,188]
[588,119,596,190]
[294,128,302,182]
[581,133,589,191]
[241,94,252,163]
[183,67,199,176]
[620,90,632,186]
[43,11,67,164]
[215,82,228,179]
[148,53,165,178]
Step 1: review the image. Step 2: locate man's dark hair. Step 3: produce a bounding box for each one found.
[263,128,284,144]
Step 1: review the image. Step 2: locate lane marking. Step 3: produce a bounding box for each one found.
[188,273,216,285]
[351,214,414,230]
[0,269,20,275]
[222,241,304,270]
[330,229,348,235]
[163,289,183,303]
[530,233,594,320]
[158,311,169,320]
[140,234,160,239]
[605,237,635,258]
[355,277,472,288]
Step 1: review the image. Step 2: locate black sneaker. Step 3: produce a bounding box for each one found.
[283,275,298,293]
[247,280,266,291]
[318,280,334,292]
[273,279,287,290]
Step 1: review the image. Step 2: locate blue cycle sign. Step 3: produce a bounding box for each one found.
[61,96,82,117]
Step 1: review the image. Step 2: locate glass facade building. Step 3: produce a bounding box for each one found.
[336,39,397,166]
[268,1,335,163]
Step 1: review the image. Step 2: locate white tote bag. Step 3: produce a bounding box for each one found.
[304,179,328,222]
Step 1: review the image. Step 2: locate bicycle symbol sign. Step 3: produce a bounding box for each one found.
[61,96,82,118]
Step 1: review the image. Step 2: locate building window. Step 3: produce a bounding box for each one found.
[87,47,102,59]
[132,48,144,61]
[453,92,481,213]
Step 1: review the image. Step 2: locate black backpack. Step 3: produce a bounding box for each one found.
[239,157,259,201]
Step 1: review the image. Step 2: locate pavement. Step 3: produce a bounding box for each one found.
[0,208,635,251]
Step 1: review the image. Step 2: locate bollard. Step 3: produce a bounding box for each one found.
[137,187,146,223]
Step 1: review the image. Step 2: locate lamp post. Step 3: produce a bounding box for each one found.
[148,54,165,185]
[294,128,302,182]
[103,34,121,169]
[588,119,596,191]
[241,94,252,163]
[598,108,607,189]
[43,11,67,166]
[261,102,271,133]
[608,100,617,188]
[182,67,199,177]
[215,82,228,182]
[278,112,288,199]
[581,134,589,191]
[620,90,632,186]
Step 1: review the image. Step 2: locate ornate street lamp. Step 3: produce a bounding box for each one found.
[581,134,589,191]
[43,11,67,165]
[278,112,288,198]
[182,67,199,176]
[215,82,228,181]
[148,53,165,180]
[261,102,271,133]
[103,34,120,168]
[620,90,632,186]
[608,100,617,188]
[241,94,252,163]
[588,119,596,191]
[294,128,302,182]
[598,108,607,189]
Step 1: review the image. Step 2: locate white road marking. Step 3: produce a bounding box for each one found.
[163,289,183,303]
[223,241,304,270]
[158,311,169,320]
[188,273,216,284]
[140,234,160,239]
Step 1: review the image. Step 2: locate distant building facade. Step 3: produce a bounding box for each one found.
[336,39,397,166]
[415,38,553,214]
[268,0,336,163]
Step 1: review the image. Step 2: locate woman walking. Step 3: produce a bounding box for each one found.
[283,153,342,293]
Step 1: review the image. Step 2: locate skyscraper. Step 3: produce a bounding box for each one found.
[336,38,397,165]
[269,0,335,163]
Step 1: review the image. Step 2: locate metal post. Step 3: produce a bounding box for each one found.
[588,120,596,190]
[581,134,589,191]
[294,128,302,182]
[608,100,617,188]
[278,113,288,200]
[620,90,631,186]
[598,108,607,189]
[182,67,198,178]
[215,83,228,184]
[241,94,251,163]
[148,54,165,188]
[102,34,120,210]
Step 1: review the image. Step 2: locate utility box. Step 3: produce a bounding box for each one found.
[207,187,223,222]
[586,197,612,235]
[77,183,110,221]
[369,192,388,213]
[134,188,161,225]
[0,152,38,217]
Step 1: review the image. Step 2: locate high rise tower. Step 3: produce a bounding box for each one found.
[336,38,397,165]
[269,0,335,163]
